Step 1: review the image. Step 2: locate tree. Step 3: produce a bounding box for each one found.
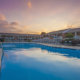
[41,32,47,37]
[41,32,46,35]
[0,38,4,42]
[65,33,74,38]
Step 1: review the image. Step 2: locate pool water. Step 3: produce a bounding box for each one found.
[1,43,80,80]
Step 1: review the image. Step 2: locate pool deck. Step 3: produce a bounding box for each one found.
[38,43,80,50]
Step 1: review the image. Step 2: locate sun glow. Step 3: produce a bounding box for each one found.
[27,0,32,9]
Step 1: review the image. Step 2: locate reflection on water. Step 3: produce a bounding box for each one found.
[1,43,80,80]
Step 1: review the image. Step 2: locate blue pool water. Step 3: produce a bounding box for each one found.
[1,43,80,80]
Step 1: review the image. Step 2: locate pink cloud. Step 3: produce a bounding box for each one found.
[0,14,37,34]
[0,14,21,33]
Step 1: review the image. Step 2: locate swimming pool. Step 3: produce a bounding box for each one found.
[1,43,80,80]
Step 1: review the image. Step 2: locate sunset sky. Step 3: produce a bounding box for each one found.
[0,0,80,34]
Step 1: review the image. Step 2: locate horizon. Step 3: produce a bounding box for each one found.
[0,27,79,35]
[0,0,80,34]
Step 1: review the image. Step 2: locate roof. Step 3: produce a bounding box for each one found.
[48,29,71,34]
[0,33,39,36]
[48,27,80,34]
[65,28,80,33]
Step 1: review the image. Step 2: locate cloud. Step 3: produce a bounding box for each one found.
[0,21,19,33]
[10,22,19,25]
[27,0,32,9]
[0,14,22,33]
[0,14,6,21]
[0,14,38,34]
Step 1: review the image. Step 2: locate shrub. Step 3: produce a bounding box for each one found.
[65,33,74,38]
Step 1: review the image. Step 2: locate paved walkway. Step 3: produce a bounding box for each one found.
[38,43,80,50]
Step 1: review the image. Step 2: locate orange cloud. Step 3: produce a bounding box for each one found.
[0,14,6,21]
[27,0,32,9]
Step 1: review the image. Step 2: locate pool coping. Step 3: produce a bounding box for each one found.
[0,48,2,69]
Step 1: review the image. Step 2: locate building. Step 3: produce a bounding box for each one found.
[0,27,80,43]
[63,28,80,40]
[47,28,80,40]
[0,33,40,42]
